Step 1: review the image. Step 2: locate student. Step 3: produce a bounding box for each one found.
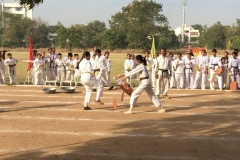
[184,52,195,89]
[209,49,222,90]
[46,48,57,80]
[0,55,5,84]
[154,48,172,99]
[169,52,176,89]
[66,53,74,81]
[41,51,48,83]
[32,49,38,84]
[183,49,194,60]
[4,53,18,84]
[104,51,111,87]
[33,53,44,85]
[54,53,66,82]
[94,49,113,90]
[228,51,240,89]
[223,51,229,89]
[173,53,185,89]
[193,49,209,90]
[124,54,134,83]
[73,54,81,82]
[117,55,165,114]
[151,53,159,88]
[80,51,104,110]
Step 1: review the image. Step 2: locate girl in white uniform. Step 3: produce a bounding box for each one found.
[117,55,165,114]
[184,53,195,89]
[173,53,185,89]
[80,51,104,110]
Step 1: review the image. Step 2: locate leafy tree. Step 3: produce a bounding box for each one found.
[18,0,43,9]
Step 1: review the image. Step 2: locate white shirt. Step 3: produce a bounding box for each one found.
[228,58,240,69]
[80,59,93,80]
[4,58,18,66]
[94,55,108,70]
[173,58,185,74]
[66,59,74,70]
[33,58,44,73]
[209,56,221,70]
[55,58,65,69]
[154,55,172,72]
[195,55,209,69]
[124,59,134,71]
[125,63,149,78]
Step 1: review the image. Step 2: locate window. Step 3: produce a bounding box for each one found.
[15,7,22,11]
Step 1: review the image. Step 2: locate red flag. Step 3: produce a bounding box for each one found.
[27,35,33,71]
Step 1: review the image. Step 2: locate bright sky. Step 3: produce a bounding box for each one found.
[3,0,240,28]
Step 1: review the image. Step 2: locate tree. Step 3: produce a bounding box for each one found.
[18,0,43,9]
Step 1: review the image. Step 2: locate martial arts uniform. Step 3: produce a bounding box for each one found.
[104,57,111,87]
[170,57,176,89]
[55,58,66,82]
[228,58,240,88]
[173,58,185,89]
[209,56,222,90]
[124,59,134,83]
[223,57,229,88]
[80,58,103,107]
[193,55,209,90]
[146,57,154,85]
[0,60,5,84]
[46,53,57,80]
[73,58,81,82]
[66,59,74,81]
[4,58,18,84]
[154,55,172,97]
[33,58,44,85]
[41,56,47,83]
[184,58,195,89]
[125,63,162,110]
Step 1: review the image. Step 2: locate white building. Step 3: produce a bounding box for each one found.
[174,24,200,43]
[0,2,33,19]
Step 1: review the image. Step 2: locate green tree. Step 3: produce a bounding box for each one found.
[19,0,43,9]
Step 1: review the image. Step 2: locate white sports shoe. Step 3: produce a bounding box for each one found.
[158,108,165,113]
[123,109,133,114]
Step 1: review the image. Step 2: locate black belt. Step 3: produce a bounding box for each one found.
[140,77,149,81]
[158,69,168,72]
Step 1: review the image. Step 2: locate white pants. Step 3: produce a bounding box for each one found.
[57,68,65,82]
[193,70,207,89]
[155,71,169,96]
[175,73,184,89]
[209,69,222,90]
[0,69,5,84]
[8,66,18,84]
[35,71,43,85]
[66,70,74,81]
[170,72,176,88]
[130,79,161,109]
[81,75,103,107]
[184,70,194,89]
[151,69,156,88]
[103,71,111,87]
[97,69,112,87]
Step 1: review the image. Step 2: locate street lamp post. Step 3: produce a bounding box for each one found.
[182,0,187,47]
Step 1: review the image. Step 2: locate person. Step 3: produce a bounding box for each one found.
[80,51,104,110]
[4,53,18,84]
[193,49,209,90]
[154,48,172,99]
[124,54,134,83]
[219,57,226,90]
[173,53,185,89]
[130,54,136,79]
[209,49,222,90]
[54,53,66,83]
[228,51,240,89]
[46,48,57,80]
[183,49,194,60]
[145,51,154,83]
[223,51,229,89]
[169,52,176,89]
[33,53,44,85]
[41,51,48,83]
[66,53,74,81]
[90,46,97,59]
[184,52,195,89]
[32,49,38,84]
[73,54,81,82]
[0,55,6,84]
[104,51,111,87]
[94,49,114,90]
[52,47,58,77]
[151,53,159,88]
[117,55,165,114]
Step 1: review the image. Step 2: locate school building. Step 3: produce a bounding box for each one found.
[174,24,200,43]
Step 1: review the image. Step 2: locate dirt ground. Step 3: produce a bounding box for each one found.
[0,86,239,160]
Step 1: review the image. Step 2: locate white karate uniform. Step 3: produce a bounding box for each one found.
[31,56,36,84]
[184,58,195,89]
[33,58,44,85]
[228,58,240,88]
[125,63,161,110]
[151,58,157,88]
[0,61,6,84]
[170,57,176,88]
[46,53,57,80]
[173,58,185,89]
[66,59,74,81]
[4,58,18,84]
[41,56,47,82]
[55,58,66,82]
[80,59,103,107]
[124,59,134,83]
[193,55,209,90]
[154,55,172,96]
[94,55,113,87]
[209,56,222,90]
[104,58,111,86]
[73,59,81,82]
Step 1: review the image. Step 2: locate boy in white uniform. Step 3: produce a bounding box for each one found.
[151,53,159,88]
[173,53,185,89]
[33,53,44,85]
[0,55,5,84]
[104,51,111,86]
[124,54,134,83]
[169,52,176,89]
[154,48,172,99]
[209,49,222,90]
[4,53,18,84]
[228,51,240,89]
[66,53,74,81]
[193,49,209,90]
[80,51,104,110]
[46,48,57,80]
[184,52,195,89]
[54,53,66,82]
[73,54,81,82]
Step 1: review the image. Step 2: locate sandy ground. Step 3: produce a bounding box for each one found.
[0,86,239,160]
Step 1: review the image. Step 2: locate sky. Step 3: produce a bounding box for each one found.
[2,0,240,28]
